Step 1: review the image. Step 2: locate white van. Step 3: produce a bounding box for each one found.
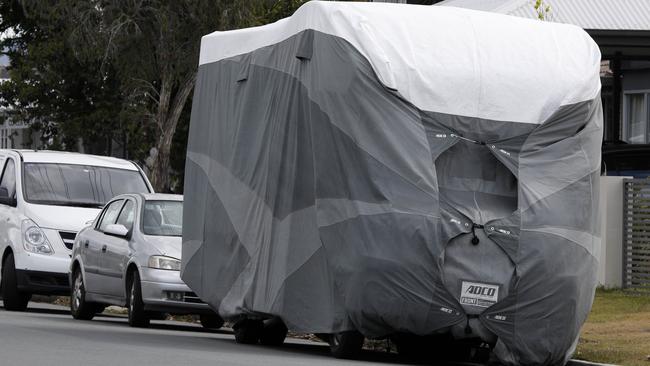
[0,150,153,311]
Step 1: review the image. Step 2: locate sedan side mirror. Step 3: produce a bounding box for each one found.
[104,224,130,239]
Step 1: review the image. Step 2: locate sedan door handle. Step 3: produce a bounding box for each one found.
[101,245,107,253]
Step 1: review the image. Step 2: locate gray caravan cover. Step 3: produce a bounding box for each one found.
[182,2,602,365]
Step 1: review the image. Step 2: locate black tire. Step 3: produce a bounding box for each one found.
[259,318,288,346]
[1,253,31,311]
[127,271,150,328]
[233,319,263,345]
[94,305,106,315]
[148,312,167,321]
[200,314,224,329]
[70,269,99,320]
[329,331,365,359]
[391,333,428,361]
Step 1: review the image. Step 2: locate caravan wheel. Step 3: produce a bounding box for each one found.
[329,331,364,359]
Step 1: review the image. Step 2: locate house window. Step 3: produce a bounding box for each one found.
[623,91,650,144]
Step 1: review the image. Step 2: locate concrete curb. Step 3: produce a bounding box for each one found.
[567,360,620,366]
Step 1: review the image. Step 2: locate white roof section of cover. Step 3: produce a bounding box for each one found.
[199,1,601,125]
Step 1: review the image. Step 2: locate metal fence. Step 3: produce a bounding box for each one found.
[623,178,650,291]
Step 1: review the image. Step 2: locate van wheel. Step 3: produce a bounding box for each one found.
[1,253,31,311]
[127,271,150,328]
[70,269,100,320]
[200,314,224,329]
[259,318,288,346]
[329,331,364,359]
[233,319,263,344]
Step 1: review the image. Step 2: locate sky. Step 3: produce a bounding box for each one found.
[0,28,13,67]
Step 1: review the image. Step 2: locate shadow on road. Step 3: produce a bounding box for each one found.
[276,342,407,364]
[0,302,76,317]
[92,316,235,336]
[258,338,485,366]
[22,307,71,316]
[148,323,234,335]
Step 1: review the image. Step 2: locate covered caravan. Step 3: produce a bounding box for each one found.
[182,1,602,365]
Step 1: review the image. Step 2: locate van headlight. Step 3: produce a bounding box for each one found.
[22,219,54,255]
[148,256,181,271]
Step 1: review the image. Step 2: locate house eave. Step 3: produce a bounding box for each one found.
[586,29,650,58]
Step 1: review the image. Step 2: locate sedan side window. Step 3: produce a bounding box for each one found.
[98,200,124,232]
[116,200,135,232]
[0,158,16,199]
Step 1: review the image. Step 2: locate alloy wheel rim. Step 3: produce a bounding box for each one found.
[129,282,135,314]
[73,275,82,310]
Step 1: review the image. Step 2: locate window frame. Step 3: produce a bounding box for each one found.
[622,90,650,144]
[0,157,17,201]
[115,198,136,233]
[95,199,126,233]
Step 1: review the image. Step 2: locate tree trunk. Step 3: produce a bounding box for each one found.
[149,73,196,192]
[150,128,175,192]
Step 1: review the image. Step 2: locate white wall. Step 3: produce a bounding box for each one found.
[598,176,631,288]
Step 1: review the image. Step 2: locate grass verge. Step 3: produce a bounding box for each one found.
[574,288,650,366]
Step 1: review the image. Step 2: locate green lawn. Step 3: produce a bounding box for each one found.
[574,289,650,366]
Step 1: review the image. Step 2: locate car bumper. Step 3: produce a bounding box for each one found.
[139,267,214,315]
[16,269,70,296]
[14,249,71,274]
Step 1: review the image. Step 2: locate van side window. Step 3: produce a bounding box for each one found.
[98,200,124,232]
[0,159,16,199]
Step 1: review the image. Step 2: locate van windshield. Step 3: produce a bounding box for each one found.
[23,163,150,208]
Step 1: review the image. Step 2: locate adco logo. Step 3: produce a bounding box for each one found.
[465,285,497,297]
[460,281,500,307]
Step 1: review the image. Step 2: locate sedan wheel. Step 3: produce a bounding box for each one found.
[127,271,150,328]
[70,269,97,320]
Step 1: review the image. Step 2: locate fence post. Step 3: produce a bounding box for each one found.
[621,178,650,292]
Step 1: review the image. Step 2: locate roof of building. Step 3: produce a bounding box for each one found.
[11,150,140,171]
[437,0,650,30]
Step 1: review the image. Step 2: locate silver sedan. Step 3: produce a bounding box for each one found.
[68,193,223,329]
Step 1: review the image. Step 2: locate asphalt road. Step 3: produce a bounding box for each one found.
[0,301,409,366]
[0,302,599,366]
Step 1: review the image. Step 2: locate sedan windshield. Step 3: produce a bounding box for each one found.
[143,200,183,237]
[24,163,149,208]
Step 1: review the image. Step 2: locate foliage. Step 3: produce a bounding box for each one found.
[0,0,308,192]
[533,0,552,21]
[0,0,128,154]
